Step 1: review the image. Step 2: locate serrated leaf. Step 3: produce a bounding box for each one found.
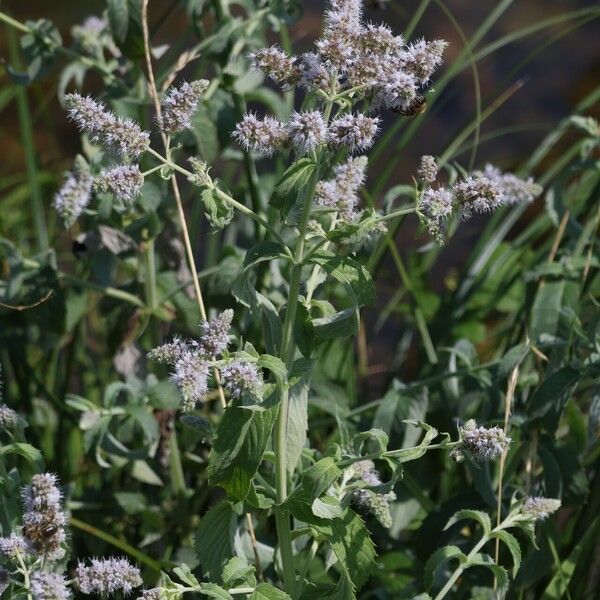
[312,509,376,591]
[424,545,467,589]
[198,582,234,599]
[444,509,492,535]
[308,252,375,307]
[208,404,278,502]
[313,308,359,340]
[293,302,315,358]
[271,158,317,210]
[312,496,344,519]
[221,556,255,589]
[194,501,236,581]
[302,457,343,501]
[257,354,287,386]
[469,553,509,596]
[0,443,42,464]
[490,530,521,577]
[201,187,234,229]
[286,361,311,474]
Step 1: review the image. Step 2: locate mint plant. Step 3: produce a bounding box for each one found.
[1,1,598,599]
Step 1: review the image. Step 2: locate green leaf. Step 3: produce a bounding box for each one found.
[107,0,129,42]
[313,308,359,340]
[257,354,287,386]
[173,564,200,587]
[385,421,440,463]
[490,530,521,577]
[469,553,509,595]
[271,158,317,211]
[312,509,376,591]
[0,443,42,464]
[527,367,579,431]
[312,496,344,519]
[302,457,343,501]
[323,566,354,600]
[293,303,315,358]
[194,501,236,581]
[221,556,256,589]
[198,582,234,599]
[308,252,375,307]
[286,360,311,474]
[201,187,234,229]
[444,509,492,535]
[424,545,467,589]
[208,404,278,502]
[249,583,292,600]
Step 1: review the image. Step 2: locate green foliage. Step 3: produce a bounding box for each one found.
[0,1,599,600]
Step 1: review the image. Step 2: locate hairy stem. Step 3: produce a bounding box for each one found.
[274,164,320,597]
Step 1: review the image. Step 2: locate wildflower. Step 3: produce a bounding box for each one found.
[75,557,142,596]
[64,93,150,158]
[417,155,438,186]
[30,572,71,600]
[289,111,327,154]
[298,52,330,91]
[71,16,110,56]
[419,187,454,221]
[361,23,403,55]
[250,47,301,88]
[522,497,561,521]
[138,589,163,600]
[220,361,263,401]
[400,39,448,84]
[453,174,504,215]
[375,70,417,111]
[233,113,288,156]
[160,80,209,135]
[21,473,67,561]
[172,352,209,411]
[328,113,380,152]
[0,533,29,561]
[53,161,93,226]
[0,404,20,430]
[452,420,511,463]
[351,460,396,528]
[315,156,368,220]
[483,165,543,205]
[198,310,233,358]
[94,165,144,205]
[148,336,187,365]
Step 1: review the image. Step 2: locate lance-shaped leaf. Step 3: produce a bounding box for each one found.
[444,509,492,535]
[490,529,522,577]
[424,545,468,589]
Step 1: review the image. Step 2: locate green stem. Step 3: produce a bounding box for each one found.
[274,166,321,598]
[433,534,489,600]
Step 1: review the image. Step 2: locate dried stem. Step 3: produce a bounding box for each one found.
[141,0,226,409]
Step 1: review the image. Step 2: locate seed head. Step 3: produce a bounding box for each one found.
[64,93,149,158]
[483,165,543,205]
[220,361,263,401]
[452,420,511,462]
[351,460,397,529]
[522,497,561,521]
[328,113,380,152]
[198,310,233,358]
[400,39,448,84]
[75,557,142,596]
[418,155,438,186]
[94,165,144,205]
[250,47,301,88]
[148,336,187,365]
[0,404,20,430]
[171,352,209,412]
[289,111,327,154]
[233,113,288,156]
[160,80,209,135]
[453,174,504,214]
[30,572,71,600]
